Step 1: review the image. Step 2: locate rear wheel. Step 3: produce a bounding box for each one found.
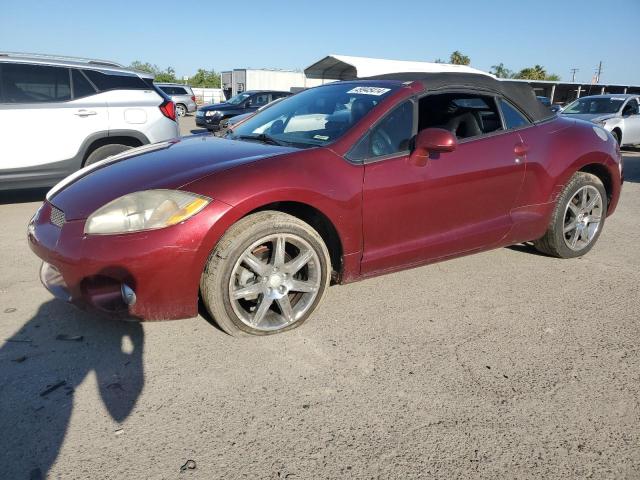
[533,172,607,258]
[176,103,187,117]
[84,143,132,166]
[200,211,331,336]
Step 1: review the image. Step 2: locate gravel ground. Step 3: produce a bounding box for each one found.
[0,136,638,479]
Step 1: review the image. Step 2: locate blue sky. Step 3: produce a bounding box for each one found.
[1,0,638,85]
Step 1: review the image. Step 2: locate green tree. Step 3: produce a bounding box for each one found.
[129,60,158,75]
[490,62,514,78]
[433,58,445,64]
[188,69,221,88]
[129,61,178,83]
[514,64,560,81]
[154,66,177,83]
[449,51,471,65]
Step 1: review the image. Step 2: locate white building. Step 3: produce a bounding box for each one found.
[221,69,327,98]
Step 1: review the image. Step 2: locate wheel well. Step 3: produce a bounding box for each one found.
[82,136,143,166]
[611,127,622,142]
[246,201,344,278]
[580,163,613,204]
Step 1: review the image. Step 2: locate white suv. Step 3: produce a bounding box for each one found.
[0,52,180,190]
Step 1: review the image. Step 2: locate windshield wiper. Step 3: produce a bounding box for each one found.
[235,133,287,146]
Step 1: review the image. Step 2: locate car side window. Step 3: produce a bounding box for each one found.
[622,100,639,116]
[252,93,270,107]
[348,100,414,161]
[0,63,71,103]
[418,93,503,140]
[71,69,96,99]
[499,99,531,130]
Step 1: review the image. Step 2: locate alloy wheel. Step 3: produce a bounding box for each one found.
[228,234,321,332]
[563,185,603,251]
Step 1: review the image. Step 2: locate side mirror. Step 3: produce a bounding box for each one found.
[245,100,252,108]
[413,128,457,157]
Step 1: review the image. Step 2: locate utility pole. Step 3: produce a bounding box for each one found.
[595,61,603,83]
[570,68,579,82]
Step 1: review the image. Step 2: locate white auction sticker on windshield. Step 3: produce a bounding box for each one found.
[347,86,391,96]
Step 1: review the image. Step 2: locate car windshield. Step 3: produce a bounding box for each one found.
[229,82,399,147]
[563,97,624,115]
[226,92,252,105]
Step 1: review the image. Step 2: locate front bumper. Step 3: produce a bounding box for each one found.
[195,113,222,130]
[28,200,231,321]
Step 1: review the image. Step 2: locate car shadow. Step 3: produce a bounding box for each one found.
[0,299,144,479]
[190,128,210,135]
[506,242,550,257]
[622,148,640,183]
[0,187,48,205]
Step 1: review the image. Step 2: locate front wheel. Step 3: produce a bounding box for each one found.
[200,211,331,336]
[533,172,607,258]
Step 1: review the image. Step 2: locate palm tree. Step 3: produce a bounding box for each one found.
[449,51,471,65]
[490,63,513,78]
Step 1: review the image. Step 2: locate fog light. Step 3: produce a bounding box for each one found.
[121,283,136,306]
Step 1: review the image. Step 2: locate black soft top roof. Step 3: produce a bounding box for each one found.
[364,72,554,123]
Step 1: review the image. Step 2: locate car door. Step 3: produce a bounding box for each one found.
[0,63,108,183]
[360,94,527,275]
[621,98,640,144]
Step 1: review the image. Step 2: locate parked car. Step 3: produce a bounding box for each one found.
[29,73,622,337]
[155,83,197,117]
[215,96,290,137]
[195,90,291,131]
[0,52,179,190]
[550,104,563,113]
[561,94,640,146]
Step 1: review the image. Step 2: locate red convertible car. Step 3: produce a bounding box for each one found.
[28,72,623,336]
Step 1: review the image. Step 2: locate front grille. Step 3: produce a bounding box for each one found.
[50,205,66,227]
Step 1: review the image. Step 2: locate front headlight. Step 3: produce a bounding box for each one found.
[205,110,220,117]
[84,190,211,235]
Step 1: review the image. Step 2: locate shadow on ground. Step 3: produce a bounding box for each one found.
[0,188,48,205]
[0,300,144,479]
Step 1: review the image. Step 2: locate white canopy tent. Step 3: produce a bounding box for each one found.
[304,54,494,81]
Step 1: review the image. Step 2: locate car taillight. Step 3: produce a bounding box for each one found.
[191,95,196,102]
[159,100,176,121]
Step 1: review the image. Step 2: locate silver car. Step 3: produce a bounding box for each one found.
[155,83,197,117]
[561,94,640,146]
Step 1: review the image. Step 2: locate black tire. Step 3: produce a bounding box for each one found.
[176,103,187,117]
[200,211,331,336]
[84,144,133,166]
[611,129,621,146]
[533,172,607,258]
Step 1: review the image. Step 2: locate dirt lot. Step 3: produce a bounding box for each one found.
[0,134,638,479]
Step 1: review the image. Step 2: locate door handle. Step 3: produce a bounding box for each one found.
[514,142,529,157]
[514,142,528,164]
[74,110,97,117]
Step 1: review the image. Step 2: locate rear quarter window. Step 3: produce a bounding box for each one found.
[83,69,149,92]
[499,99,531,130]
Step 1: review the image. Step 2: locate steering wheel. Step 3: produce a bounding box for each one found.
[371,128,394,156]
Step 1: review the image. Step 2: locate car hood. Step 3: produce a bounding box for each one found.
[562,113,617,123]
[199,102,236,111]
[49,135,297,220]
